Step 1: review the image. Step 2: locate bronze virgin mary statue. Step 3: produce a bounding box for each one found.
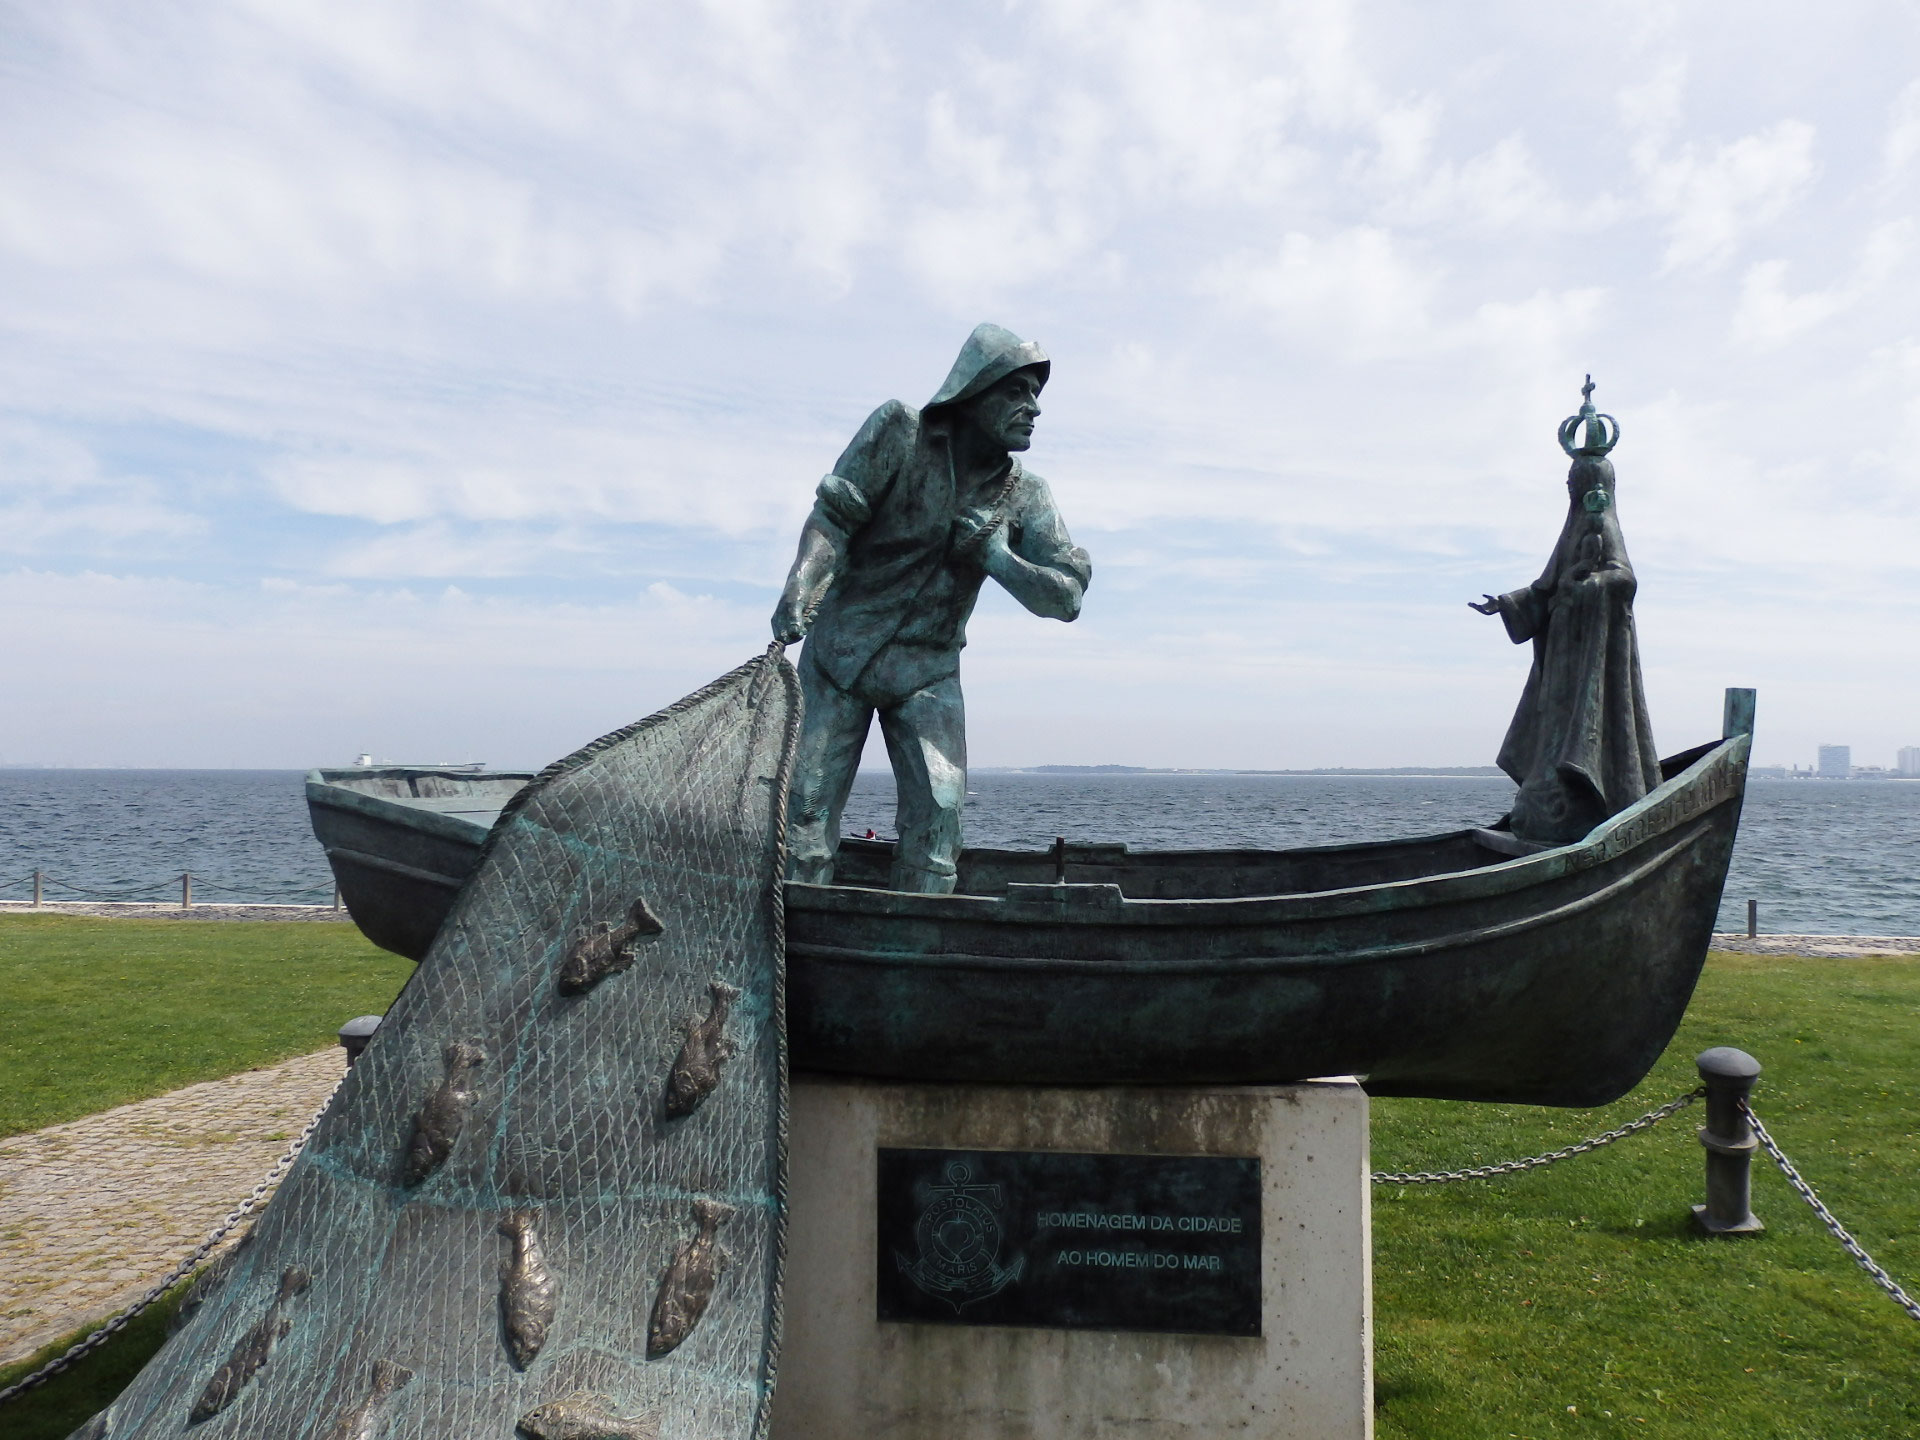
[1472,379,1660,844]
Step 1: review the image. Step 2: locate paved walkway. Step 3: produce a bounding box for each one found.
[0,1049,343,1369]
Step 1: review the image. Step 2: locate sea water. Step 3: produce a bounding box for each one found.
[0,769,1914,936]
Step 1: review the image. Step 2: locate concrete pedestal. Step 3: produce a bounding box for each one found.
[770,1076,1372,1440]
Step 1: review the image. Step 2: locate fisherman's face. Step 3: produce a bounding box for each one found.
[969,368,1044,452]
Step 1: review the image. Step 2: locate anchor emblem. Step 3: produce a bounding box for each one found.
[895,1161,1025,1312]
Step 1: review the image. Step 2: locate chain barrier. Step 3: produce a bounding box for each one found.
[1372,1088,1704,1184]
[0,871,336,904]
[1742,1100,1920,1323]
[38,877,179,900]
[0,1070,347,1407]
[188,876,335,900]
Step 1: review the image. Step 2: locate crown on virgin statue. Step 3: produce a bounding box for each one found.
[1558,374,1621,459]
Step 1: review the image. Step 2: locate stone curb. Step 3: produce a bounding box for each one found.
[1710,933,1920,958]
[0,901,350,923]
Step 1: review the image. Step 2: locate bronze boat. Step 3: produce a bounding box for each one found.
[308,691,1750,1107]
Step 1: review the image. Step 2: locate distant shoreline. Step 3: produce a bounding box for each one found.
[970,765,1509,777]
[6,765,1917,781]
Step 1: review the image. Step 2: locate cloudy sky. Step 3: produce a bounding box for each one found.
[4,0,1917,770]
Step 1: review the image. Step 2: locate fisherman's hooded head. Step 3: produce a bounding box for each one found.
[927,323,1049,453]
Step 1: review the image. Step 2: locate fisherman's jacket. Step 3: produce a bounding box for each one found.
[802,399,1090,703]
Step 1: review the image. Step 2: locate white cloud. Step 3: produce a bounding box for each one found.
[1409,136,1569,233]
[1640,120,1818,272]
[1731,219,1913,347]
[1616,57,1686,141]
[1882,78,1920,186]
[1028,0,1315,204]
[1730,260,1851,346]
[4,0,1920,771]
[0,566,767,767]
[1204,227,1438,357]
[0,422,200,551]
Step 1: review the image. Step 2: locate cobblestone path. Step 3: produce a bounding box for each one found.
[0,1049,343,1368]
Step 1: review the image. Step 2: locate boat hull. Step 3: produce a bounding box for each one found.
[788,783,1736,1105]
[305,768,531,962]
[307,738,1747,1106]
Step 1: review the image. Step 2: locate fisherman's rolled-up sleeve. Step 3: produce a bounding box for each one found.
[1010,475,1092,591]
[806,400,913,543]
[813,474,871,534]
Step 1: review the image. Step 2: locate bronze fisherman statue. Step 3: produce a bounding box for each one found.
[773,324,1092,891]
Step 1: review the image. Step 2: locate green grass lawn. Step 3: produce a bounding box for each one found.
[0,942,1914,1438]
[0,914,413,1138]
[0,1286,192,1440]
[1373,950,1920,1439]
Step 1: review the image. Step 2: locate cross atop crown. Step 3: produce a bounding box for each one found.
[1558,373,1620,458]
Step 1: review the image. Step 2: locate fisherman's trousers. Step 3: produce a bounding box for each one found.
[787,642,966,893]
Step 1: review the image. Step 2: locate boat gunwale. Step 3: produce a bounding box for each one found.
[307,735,1748,932]
[308,765,538,782]
[790,733,1749,926]
[923,826,1499,868]
[786,815,1713,975]
[306,772,509,848]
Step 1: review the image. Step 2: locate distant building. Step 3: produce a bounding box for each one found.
[1818,744,1851,778]
[1900,746,1920,778]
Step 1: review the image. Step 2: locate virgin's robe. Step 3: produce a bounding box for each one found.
[1493,468,1659,844]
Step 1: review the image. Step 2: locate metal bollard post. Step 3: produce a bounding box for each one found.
[338,1015,383,1067]
[333,884,342,912]
[1693,1047,1764,1234]
[181,871,192,909]
[1747,898,1757,938]
[32,868,41,907]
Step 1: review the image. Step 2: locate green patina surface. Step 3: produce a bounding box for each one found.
[775,323,1090,894]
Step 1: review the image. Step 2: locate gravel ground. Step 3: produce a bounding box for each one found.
[1709,932,1920,957]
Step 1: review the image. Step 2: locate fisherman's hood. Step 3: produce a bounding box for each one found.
[925,323,1050,410]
